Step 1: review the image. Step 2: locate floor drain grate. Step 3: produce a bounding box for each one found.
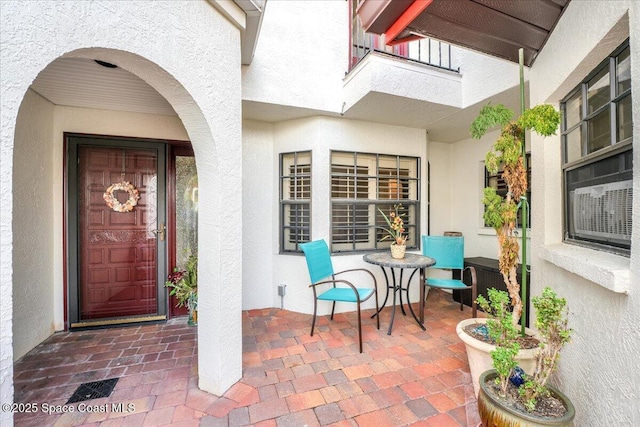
[66,377,119,404]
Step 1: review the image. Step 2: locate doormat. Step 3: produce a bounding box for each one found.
[66,377,119,404]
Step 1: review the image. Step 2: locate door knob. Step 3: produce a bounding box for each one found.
[152,223,166,241]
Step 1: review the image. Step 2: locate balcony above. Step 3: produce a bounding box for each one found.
[356,0,571,67]
[343,50,461,131]
[342,45,524,143]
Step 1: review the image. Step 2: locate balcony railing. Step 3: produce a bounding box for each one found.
[350,10,459,74]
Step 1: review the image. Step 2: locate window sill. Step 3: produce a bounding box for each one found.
[540,243,631,294]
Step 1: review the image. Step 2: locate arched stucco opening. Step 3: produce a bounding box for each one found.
[13,45,241,397]
[2,3,243,419]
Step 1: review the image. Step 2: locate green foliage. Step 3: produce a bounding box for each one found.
[534,287,571,345]
[517,287,572,411]
[482,187,518,231]
[519,380,549,412]
[482,187,504,229]
[494,131,522,166]
[476,289,519,345]
[480,286,571,413]
[165,254,198,308]
[471,97,568,413]
[470,104,514,139]
[377,204,407,245]
[518,104,562,137]
[492,343,521,397]
[477,289,521,396]
[485,151,500,174]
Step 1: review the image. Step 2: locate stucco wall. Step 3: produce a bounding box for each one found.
[242,119,275,310]
[427,141,454,235]
[528,1,640,425]
[242,0,347,114]
[457,48,522,107]
[12,90,56,360]
[1,1,243,421]
[263,116,428,315]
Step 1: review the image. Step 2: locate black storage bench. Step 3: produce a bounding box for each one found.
[453,257,531,326]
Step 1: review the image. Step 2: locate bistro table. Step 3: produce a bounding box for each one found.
[363,252,436,335]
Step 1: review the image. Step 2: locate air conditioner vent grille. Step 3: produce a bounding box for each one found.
[572,180,632,243]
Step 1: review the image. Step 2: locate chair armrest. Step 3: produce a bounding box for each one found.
[309,278,362,301]
[463,265,477,286]
[333,268,378,291]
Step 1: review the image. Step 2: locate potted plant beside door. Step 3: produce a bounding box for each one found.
[165,254,198,326]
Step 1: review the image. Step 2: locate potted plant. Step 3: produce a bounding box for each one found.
[470,101,561,330]
[165,254,198,326]
[458,98,560,396]
[457,289,539,397]
[378,203,407,259]
[477,287,575,426]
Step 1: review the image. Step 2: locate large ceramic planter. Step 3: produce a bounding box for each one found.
[478,370,575,426]
[456,318,538,397]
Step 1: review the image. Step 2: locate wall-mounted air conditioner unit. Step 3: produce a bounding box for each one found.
[572,180,633,245]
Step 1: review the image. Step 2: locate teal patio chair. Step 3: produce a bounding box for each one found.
[300,240,380,353]
[422,235,477,318]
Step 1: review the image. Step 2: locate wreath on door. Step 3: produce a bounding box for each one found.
[103,181,140,213]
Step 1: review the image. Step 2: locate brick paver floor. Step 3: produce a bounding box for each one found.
[13,289,481,426]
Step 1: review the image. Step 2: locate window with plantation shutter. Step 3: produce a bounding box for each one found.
[280,151,311,253]
[331,151,419,253]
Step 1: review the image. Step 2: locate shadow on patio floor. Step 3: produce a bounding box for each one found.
[13,289,481,426]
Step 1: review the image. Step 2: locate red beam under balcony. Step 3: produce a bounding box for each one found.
[355,0,571,67]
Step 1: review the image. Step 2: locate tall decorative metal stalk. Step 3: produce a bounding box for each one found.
[519,48,528,337]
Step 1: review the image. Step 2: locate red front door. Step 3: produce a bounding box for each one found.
[68,136,167,326]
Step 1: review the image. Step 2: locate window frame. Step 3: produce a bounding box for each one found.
[279,151,312,254]
[560,39,632,255]
[330,150,420,253]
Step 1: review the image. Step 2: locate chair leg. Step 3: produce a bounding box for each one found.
[330,301,336,321]
[311,299,318,336]
[469,266,478,318]
[374,293,380,330]
[356,302,363,353]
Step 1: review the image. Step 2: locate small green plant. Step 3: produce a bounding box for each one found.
[165,254,198,308]
[492,343,520,397]
[478,287,571,412]
[477,288,519,345]
[476,288,520,396]
[519,287,572,411]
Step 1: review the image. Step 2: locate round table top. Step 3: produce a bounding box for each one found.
[363,252,436,269]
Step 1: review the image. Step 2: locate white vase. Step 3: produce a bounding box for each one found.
[456,318,538,397]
